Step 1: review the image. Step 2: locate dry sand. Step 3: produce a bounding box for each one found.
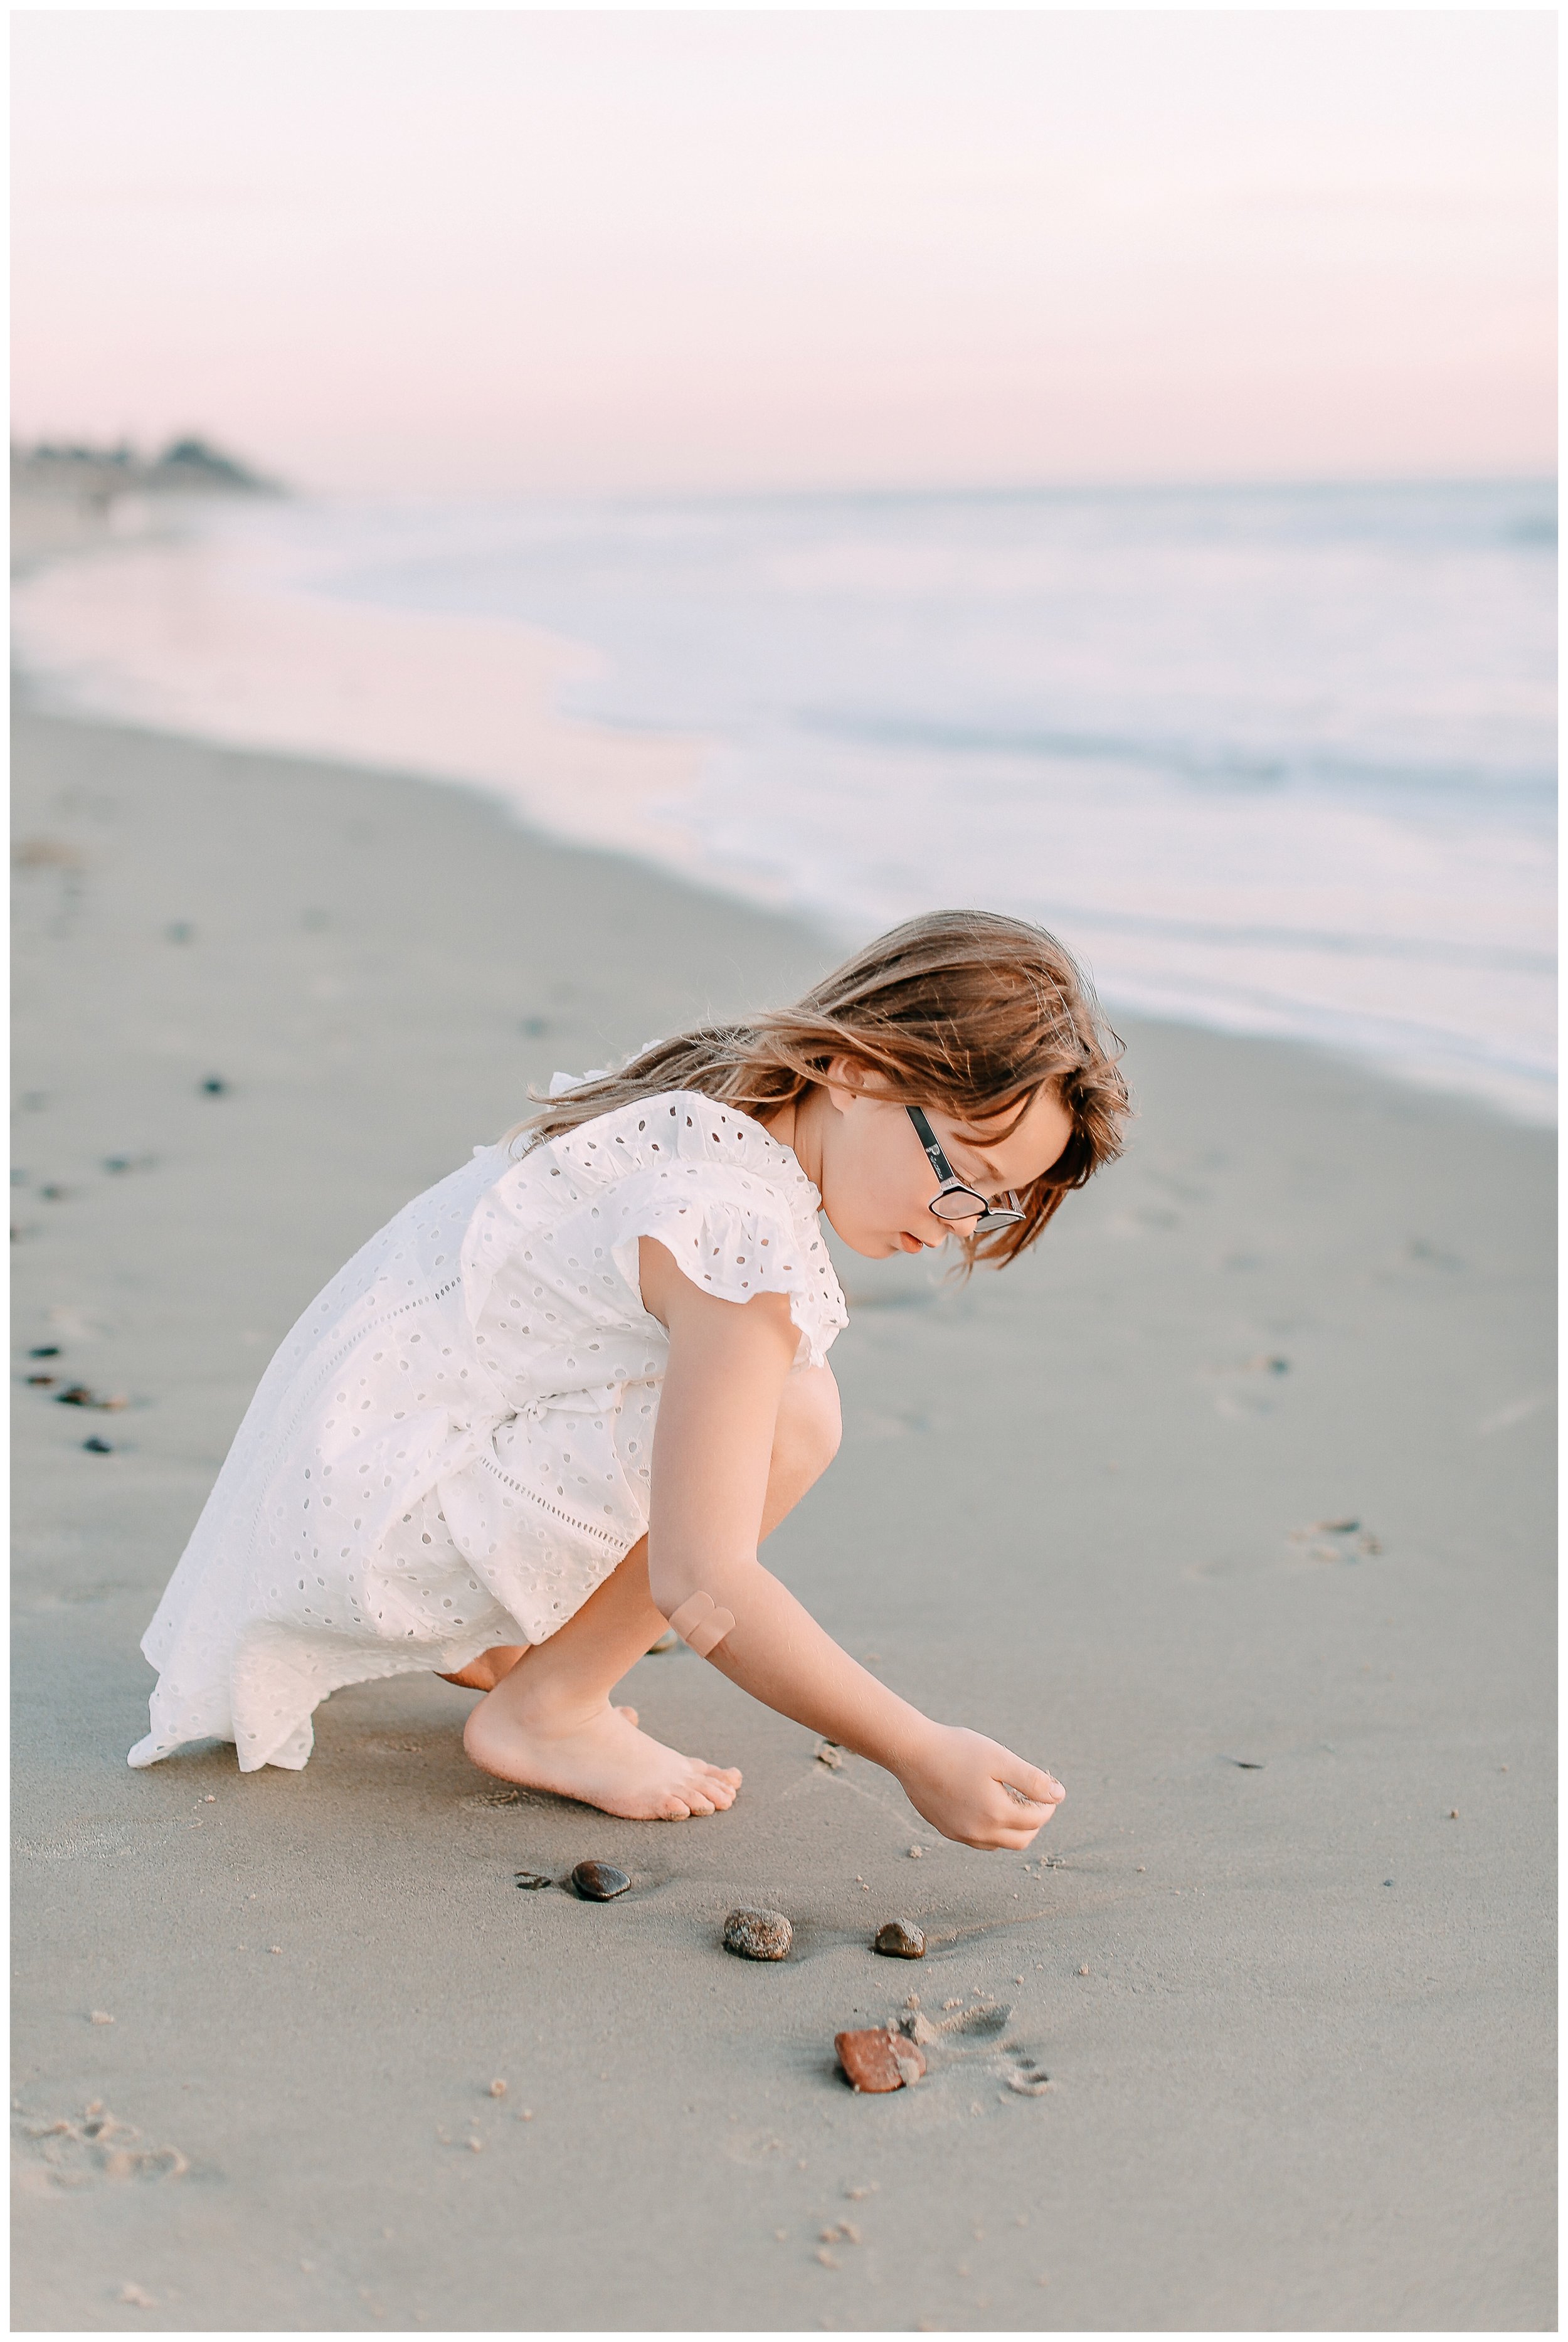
[11,700,1555,2331]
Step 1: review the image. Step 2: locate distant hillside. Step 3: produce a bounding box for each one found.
[12,435,283,504]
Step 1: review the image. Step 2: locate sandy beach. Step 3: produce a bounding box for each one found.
[11,698,1555,2331]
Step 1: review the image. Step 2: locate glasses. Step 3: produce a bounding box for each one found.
[907,1106,1025,1232]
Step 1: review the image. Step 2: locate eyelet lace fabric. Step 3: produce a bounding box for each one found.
[127,1090,847,1774]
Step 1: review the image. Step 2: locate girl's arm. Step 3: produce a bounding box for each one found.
[639,1237,1063,1852]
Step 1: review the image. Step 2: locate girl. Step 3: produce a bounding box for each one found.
[129,911,1128,1852]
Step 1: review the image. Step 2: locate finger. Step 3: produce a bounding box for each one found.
[1000,1766,1064,1807]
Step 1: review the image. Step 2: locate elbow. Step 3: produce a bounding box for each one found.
[646,1540,695,1623]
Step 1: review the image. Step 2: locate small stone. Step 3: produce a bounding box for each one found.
[488,2080,507,2097]
[569,1859,630,1900]
[874,1919,925,1959]
[907,1845,923,1858]
[89,2011,114,2025]
[518,2107,534,2121]
[467,2137,483,2153]
[814,1739,844,1769]
[816,2247,839,2268]
[1078,1964,1090,1976]
[26,1374,55,1386]
[200,1076,228,1095]
[513,1870,553,1892]
[117,2283,156,2309]
[904,1993,919,2009]
[898,2011,940,2046]
[28,1345,60,1359]
[56,1386,95,1406]
[723,1907,792,1960]
[1449,1809,1459,1819]
[835,2025,926,2093]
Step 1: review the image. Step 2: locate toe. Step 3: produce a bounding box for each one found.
[616,1704,639,1725]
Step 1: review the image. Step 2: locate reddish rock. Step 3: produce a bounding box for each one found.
[835,2025,926,2093]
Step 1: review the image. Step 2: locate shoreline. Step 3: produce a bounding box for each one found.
[11,497,1555,1132]
[12,702,1555,2330]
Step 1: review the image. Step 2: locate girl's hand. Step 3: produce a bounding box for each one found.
[896,1724,1064,1851]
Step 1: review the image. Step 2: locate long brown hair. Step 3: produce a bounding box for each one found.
[509,909,1130,1268]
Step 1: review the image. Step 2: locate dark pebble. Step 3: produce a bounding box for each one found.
[29,1345,60,1359]
[513,1870,554,1892]
[103,1157,132,1174]
[82,1436,114,1454]
[39,1185,70,1202]
[723,1907,793,1960]
[166,922,195,943]
[200,1077,228,1096]
[56,1386,95,1407]
[570,1860,630,1901]
[874,1920,926,1959]
[26,1374,56,1387]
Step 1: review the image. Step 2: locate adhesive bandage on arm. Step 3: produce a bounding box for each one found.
[667,1591,737,1659]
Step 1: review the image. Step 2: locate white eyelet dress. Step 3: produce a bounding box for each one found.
[127,1091,848,1773]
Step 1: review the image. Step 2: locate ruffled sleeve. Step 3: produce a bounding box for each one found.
[595,1160,847,1370]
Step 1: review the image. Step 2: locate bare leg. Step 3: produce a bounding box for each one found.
[461,1364,840,1820]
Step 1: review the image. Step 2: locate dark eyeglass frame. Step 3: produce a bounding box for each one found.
[907,1105,1026,1232]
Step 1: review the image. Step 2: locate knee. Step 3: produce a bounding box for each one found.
[775,1363,842,1491]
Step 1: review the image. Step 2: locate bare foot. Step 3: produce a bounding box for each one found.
[464,1690,743,1822]
[438,1644,529,1693]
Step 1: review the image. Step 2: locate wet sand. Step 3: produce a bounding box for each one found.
[11,701,1555,2331]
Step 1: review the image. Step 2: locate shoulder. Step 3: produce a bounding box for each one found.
[548,1091,822,1218]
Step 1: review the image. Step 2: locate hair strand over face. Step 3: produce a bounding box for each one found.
[509,909,1131,1269]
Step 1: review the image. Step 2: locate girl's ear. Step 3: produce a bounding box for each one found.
[820,1054,874,1115]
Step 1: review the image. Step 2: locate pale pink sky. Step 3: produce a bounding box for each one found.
[11,10,1557,495]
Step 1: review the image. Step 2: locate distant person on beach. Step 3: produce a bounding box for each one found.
[129,912,1128,1850]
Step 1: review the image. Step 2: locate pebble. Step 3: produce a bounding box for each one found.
[907,1845,923,1858]
[569,1860,630,1900]
[200,1076,229,1095]
[56,1386,96,1407]
[488,2080,507,2097]
[28,1345,60,1358]
[874,1919,925,1959]
[26,1374,55,1387]
[835,2025,926,2093]
[723,1907,793,1960]
[82,1436,114,1454]
[814,1739,844,1769]
[512,1870,553,1892]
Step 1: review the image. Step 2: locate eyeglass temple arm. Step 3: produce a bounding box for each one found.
[906,1105,952,1179]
